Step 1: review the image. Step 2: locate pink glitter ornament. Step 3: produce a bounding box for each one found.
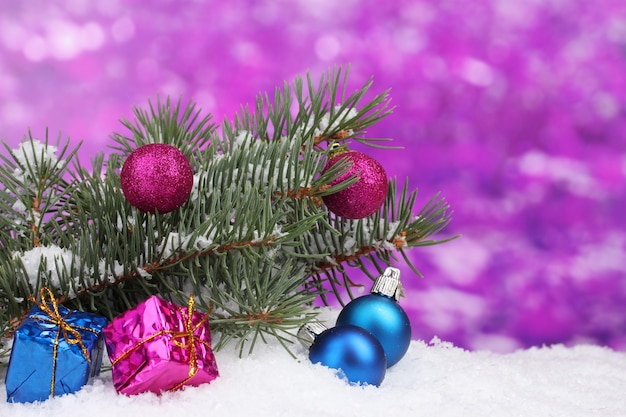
[322,147,388,219]
[120,143,193,213]
[103,295,219,396]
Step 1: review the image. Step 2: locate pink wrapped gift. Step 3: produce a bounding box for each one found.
[103,295,219,395]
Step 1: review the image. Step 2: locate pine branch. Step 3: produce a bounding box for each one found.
[205,252,318,357]
[109,96,216,159]
[304,179,456,304]
[0,67,456,357]
[56,233,281,305]
[231,66,393,149]
[0,131,80,249]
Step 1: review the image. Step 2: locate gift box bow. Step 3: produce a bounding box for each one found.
[27,287,102,397]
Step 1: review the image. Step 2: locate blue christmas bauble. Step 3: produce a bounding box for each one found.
[308,325,386,387]
[336,294,412,367]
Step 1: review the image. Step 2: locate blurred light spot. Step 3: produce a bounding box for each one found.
[233,41,262,64]
[594,92,618,119]
[64,0,90,16]
[518,151,549,177]
[23,35,48,62]
[19,20,105,61]
[430,237,490,286]
[495,0,535,27]
[298,0,342,19]
[394,26,426,53]
[314,35,341,61]
[81,22,105,51]
[194,90,217,113]
[622,155,626,177]
[470,334,521,353]
[571,233,626,282]
[0,21,28,51]
[112,17,135,42]
[607,17,626,42]
[564,39,593,63]
[47,20,83,60]
[160,73,187,97]
[401,2,435,24]
[518,151,598,197]
[416,288,486,333]
[2,101,28,124]
[460,58,494,87]
[252,3,279,24]
[97,0,121,16]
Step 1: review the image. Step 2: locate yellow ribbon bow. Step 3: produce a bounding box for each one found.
[29,287,94,397]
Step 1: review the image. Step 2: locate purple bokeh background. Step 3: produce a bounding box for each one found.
[1,0,626,352]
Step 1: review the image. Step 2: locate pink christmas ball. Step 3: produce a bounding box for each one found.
[322,150,388,219]
[120,143,194,213]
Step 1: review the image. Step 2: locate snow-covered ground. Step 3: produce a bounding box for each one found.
[2,310,625,417]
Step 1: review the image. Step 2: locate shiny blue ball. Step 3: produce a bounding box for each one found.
[308,325,386,387]
[336,294,412,367]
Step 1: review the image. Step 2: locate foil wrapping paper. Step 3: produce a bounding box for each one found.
[103,295,219,396]
[5,304,108,403]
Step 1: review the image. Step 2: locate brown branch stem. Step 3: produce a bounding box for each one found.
[313,129,352,147]
[31,196,40,247]
[55,235,277,305]
[273,185,330,206]
[313,231,408,273]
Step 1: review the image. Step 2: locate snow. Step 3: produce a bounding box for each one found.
[11,140,59,174]
[306,105,359,137]
[1,309,625,417]
[13,245,126,292]
[14,245,75,290]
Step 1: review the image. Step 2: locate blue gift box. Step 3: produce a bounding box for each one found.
[5,292,108,403]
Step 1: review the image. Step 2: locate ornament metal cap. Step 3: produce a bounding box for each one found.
[370,267,403,301]
[328,142,349,157]
[298,321,328,348]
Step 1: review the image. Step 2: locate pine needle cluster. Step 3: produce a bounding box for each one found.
[0,67,455,356]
